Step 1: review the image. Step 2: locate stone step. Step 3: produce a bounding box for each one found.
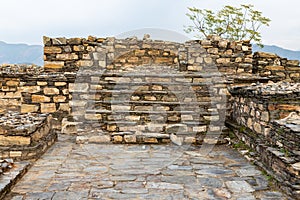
[75,89,211,95]
[75,71,226,79]
[84,109,217,115]
[90,100,214,106]
[97,80,212,85]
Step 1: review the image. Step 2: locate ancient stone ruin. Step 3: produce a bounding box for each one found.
[0,35,299,198]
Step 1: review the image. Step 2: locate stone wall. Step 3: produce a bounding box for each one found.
[0,35,257,144]
[228,82,300,198]
[0,35,299,145]
[253,52,300,82]
[229,82,300,136]
[43,35,253,75]
[0,111,57,160]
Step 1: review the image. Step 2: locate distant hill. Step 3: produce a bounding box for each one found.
[0,40,299,66]
[0,41,43,66]
[252,44,300,61]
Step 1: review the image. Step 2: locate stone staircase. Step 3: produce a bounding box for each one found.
[66,66,228,144]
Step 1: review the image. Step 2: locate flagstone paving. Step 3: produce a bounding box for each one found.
[5,135,290,200]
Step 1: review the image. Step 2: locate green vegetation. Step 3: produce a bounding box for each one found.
[261,169,274,183]
[233,140,249,149]
[185,4,271,47]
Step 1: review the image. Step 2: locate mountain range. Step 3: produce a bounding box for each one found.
[0,41,43,66]
[252,44,300,61]
[0,41,299,66]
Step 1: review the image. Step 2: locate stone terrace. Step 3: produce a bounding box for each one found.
[0,35,300,199]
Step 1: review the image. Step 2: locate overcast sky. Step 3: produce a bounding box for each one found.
[1,0,299,50]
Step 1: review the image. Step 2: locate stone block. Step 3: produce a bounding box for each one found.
[56,53,78,60]
[124,135,137,143]
[67,38,82,45]
[44,87,60,95]
[54,82,67,86]
[107,124,117,132]
[144,95,156,101]
[58,103,70,112]
[37,81,48,86]
[41,103,56,113]
[76,60,93,67]
[265,66,284,71]
[253,122,262,134]
[184,137,196,144]
[32,95,51,103]
[69,83,89,93]
[53,96,67,103]
[193,126,207,132]
[84,113,102,120]
[111,105,131,111]
[9,151,22,157]
[73,45,85,51]
[0,135,31,146]
[21,104,39,113]
[113,135,123,143]
[125,115,140,121]
[44,46,62,54]
[6,80,19,87]
[44,61,65,69]
[166,124,188,134]
[52,37,67,45]
[21,86,41,93]
[216,58,231,64]
[143,137,158,143]
[89,135,111,143]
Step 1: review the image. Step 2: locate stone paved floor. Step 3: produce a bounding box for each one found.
[5,135,290,200]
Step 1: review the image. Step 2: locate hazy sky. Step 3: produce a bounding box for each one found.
[1,0,300,50]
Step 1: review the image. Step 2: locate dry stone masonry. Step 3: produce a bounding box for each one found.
[0,35,299,199]
[0,111,56,160]
[228,82,300,198]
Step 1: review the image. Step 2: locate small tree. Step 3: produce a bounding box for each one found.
[185,4,271,47]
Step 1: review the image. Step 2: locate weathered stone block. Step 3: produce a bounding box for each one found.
[21,104,39,113]
[56,53,78,60]
[58,103,70,112]
[124,135,136,143]
[32,95,51,103]
[69,83,89,93]
[37,81,48,86]
[41,103,56,113]
[113,135,123,143]
[0,135,31,146]
[76,60,93,67]
[193,126,207,132]
[89,135,111,143]
[44,61,64,69]
[52,37,67,45]
[53,96,67,103]
[253,122,262,134]
[21,86,40,93]
[84,113,102,120]
[44,87,60,95]
[44,46,62,54]
[54,82,67,86]
[265,66,284,71]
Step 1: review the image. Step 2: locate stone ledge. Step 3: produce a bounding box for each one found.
[226,120,300,199]
[0,161,30,199]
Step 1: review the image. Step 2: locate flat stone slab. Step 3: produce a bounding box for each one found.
[3,134,289,199]
[225,180,255,193]
[0,161,30,199]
